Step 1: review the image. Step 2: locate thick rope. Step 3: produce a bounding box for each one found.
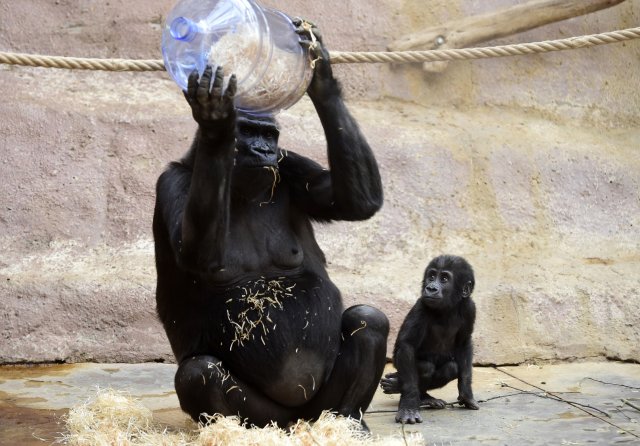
[0,54,164,72]
[0,26,638,72]
[331,26,640,64]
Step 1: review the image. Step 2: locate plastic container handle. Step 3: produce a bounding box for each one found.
[170,17,198,42]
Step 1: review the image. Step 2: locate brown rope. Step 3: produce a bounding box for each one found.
[0,26,638,72]
[330,26,640,64]
[0,53,164,71]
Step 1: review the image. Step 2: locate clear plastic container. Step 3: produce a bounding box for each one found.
[162,0,313,115]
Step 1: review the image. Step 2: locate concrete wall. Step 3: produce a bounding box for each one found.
[0,0,638,364]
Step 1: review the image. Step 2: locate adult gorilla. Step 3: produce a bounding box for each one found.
[152,22,388,428]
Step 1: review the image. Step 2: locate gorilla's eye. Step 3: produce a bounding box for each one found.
[239,126,252,136]
[441,275,448,283]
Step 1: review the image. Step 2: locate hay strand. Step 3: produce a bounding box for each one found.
[208,26,311,111]
[226,277,297,350]
[59,389,424,446]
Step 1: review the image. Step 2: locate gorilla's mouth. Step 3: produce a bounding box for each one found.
[422,289,439,298]
[233,157,279,171]
[421,294,442,303]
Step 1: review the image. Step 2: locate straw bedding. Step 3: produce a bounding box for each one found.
[61,389,423,446]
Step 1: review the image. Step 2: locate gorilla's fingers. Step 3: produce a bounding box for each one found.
[292,17,316,28]
[211,66,224,98]
[294,20,322,47]
[309,26,323,44]
[186,69,199,101]
[225,74,237,101]
[197,65,213,104]
[395,408,422,424]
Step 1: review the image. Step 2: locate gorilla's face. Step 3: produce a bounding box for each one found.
[234,114,280,169]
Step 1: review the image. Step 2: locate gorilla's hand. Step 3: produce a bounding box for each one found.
[183,65,237,133]
[396,394,423,424]
[293,18,336,101]
[395,407,423,424]
[458,395,480,410]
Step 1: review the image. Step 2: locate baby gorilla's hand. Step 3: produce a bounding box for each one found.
[458,395,480,410]
[395,407,423,424]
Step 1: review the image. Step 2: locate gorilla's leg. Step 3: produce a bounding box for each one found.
[175,355,295,426]
[303,305,389,426]
[380,360,457,408]
[419,361,457,408]
[421,360,458,390]
[381,361,438,394]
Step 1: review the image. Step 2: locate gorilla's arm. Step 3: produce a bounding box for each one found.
[277,151,333,221]
[288,22,382,222]
[311,84,383,221]
[392,305,426,424]
[156,67,237,272]
[455,305,479,409]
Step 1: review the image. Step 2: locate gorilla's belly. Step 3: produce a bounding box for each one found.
[212,274,343,405]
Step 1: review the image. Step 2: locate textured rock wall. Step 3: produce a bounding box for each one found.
[0,0,638,364]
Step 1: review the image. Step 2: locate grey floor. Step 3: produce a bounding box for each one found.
[1,361,639,445]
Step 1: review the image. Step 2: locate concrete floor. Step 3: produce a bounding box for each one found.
[1,361,639,445]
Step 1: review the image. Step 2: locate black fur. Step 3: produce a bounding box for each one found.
[153,28,387,428]
[380,255,478,424]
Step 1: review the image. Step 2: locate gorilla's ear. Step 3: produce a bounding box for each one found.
[462,281,474,299]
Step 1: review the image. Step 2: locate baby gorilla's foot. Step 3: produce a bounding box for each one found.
[379,372,400,394]
[420,393,447,409]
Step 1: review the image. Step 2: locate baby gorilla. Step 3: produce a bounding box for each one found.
[381,255,479,424]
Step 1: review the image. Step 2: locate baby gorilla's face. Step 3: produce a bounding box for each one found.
[420,255,475,310]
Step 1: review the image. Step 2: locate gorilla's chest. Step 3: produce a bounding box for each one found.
[422,322,460,354]
[208,203,305,283]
